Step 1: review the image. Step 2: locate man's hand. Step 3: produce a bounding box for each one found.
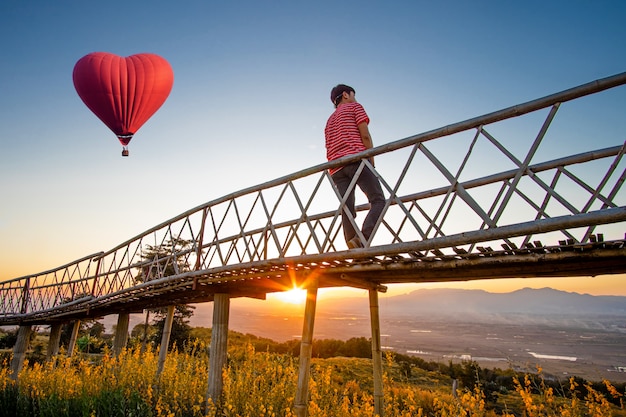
[358,122,375,168]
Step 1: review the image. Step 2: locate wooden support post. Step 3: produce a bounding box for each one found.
[113,313,130,356]
[47,323,63,361]
[67,320,81,357]
[207,293,230,409]
[369,289,384,416]
[141,309,150,354]
[10,325,32,380]
[157,305,175,378]
[294,283,318,417]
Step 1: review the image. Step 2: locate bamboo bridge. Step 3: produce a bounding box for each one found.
[2,72,626,416]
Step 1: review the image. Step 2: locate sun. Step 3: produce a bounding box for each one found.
[273,288,308,304]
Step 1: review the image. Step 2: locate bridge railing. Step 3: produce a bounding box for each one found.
[0,253,102,318]
[2,72,625,319]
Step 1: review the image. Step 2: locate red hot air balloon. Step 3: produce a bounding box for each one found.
[73,52,174,156]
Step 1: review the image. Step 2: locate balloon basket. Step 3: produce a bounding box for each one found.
[122,149,129,157]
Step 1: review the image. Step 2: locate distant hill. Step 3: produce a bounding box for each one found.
[318,288,626,319]
[321,287,626,316]
[183,287,626,337]
[103,287,626,382]
[290,288,626,332]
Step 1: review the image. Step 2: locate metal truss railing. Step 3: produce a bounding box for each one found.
[2,72,625,320]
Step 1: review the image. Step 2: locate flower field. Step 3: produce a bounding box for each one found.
[1,339,625,416]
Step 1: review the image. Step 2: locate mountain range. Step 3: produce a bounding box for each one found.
[316,287,626,318]
[184,287,626,337]
[109,286,626,383]
[112,287,626,338]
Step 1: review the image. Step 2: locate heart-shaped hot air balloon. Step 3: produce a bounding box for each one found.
[73,52,174,156]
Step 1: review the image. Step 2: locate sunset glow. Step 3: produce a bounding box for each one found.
[273,288,308,305]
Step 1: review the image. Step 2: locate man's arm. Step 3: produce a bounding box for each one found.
[358,122,375,167]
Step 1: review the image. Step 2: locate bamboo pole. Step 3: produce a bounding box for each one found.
[10,325,31,380]
[67,320,80,357]
[369,289,384,416]
[294,282,319,417]
[3,204,619,330]
[207,293,230,409]
[47,323,62,360]
[82,207,626,288]
[113,312,130,356]
[157,305,175,377]
[141,309,150,354]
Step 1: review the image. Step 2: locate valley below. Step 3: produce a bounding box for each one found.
[115,287,626,383]
[213,307,626,383]
[188,287,626,383]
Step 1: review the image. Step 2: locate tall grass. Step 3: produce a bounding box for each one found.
[1,343,624,416]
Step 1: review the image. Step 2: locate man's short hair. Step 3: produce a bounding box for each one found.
[330,84,355,106]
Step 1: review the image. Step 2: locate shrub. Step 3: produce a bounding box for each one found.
[1,341,625,416]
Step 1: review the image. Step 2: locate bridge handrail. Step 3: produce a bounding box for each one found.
[2,71,625,319]
[0,252,104,285]
[13,206,626,323]
[101,72,626,256]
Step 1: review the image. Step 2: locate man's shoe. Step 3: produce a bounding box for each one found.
[347,236,364,249]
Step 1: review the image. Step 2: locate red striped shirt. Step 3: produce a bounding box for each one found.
[324,102,370,174]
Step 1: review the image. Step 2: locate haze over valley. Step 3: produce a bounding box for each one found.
[189,288,626,382]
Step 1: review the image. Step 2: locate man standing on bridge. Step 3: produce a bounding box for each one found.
[325,84,385,249]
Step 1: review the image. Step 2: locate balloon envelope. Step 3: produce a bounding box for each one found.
[73,52,174,148]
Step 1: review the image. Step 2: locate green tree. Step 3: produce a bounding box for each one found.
[135,237,193,284]
[131,322,156,340]
[76,335,107,353]
[0,328,18,349]
[135,237,196,351]
[149,304,195,350]
[59,319,106,349]
[88,321,106,338]
[338,337,372,358]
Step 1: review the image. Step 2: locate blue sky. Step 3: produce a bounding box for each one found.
[1,1,625,296]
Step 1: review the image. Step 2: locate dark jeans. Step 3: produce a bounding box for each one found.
[331,161,385,243]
